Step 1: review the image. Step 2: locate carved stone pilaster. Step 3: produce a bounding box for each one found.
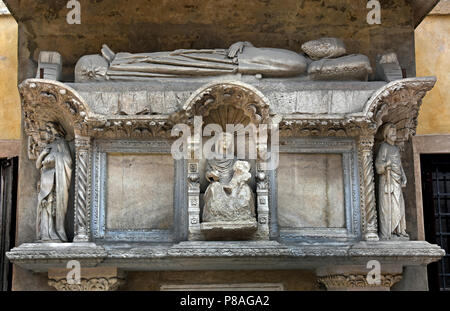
[73,135,92,242]
[358,133,379,241]
[254,161,270,240]
[317,273,402,291]
[187,134,201,240]
[48,267,125,291]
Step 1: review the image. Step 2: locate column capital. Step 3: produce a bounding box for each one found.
[316,265,403,291]
[317,273,402,291]
[48,267,126,291]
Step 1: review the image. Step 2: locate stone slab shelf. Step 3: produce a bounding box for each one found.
[7,241,444,273]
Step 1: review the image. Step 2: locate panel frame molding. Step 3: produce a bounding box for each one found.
[274,137,361,242]
[91,139,187,242]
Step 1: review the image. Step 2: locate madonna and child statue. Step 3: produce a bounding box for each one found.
[201,132,257,238]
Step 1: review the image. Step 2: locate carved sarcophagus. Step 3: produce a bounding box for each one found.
[7,43,444,291]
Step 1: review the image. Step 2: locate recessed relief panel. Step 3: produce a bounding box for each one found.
[105,153,174,230]
[277,153,345,229]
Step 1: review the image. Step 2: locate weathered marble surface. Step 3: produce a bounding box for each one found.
[202,136,255,225]
[277,153,345,228]
[301,37,346,60]
[106,153,174,230]
[76,42,309,81]
[375,124,409,240]
[35,122,72,243]
[12,75,440,290]
[6,241,445,273]
[68,80,384,116]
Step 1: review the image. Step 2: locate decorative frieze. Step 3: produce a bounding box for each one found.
[85,117,173,139]
[279,118,365,138]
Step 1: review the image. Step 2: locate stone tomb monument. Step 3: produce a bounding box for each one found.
[7,39,445,291]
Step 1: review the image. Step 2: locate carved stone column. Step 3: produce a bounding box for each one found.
[48,267,125,291]
[358,134,379,241]
[73,135,92,242]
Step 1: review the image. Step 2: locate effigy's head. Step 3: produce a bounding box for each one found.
[382,123,397,143]
[217,132,234,154]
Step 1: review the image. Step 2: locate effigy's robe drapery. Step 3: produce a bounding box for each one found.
[37,138,72,242]
[375,142,407,239]
[109,49,237,78]
[107,47,307,79]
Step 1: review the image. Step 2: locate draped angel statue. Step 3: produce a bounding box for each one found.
[375,123,409,240]
[36,122,72,242]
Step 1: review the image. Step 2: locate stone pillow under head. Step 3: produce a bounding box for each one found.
[301,37,346,60]
[307,54,373,81]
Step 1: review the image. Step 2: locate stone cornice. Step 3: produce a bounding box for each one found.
[7,241,444,273]
[19,77,436,153]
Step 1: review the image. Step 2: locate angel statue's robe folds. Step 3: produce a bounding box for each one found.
[37,138,72,242]
[375,142,407,239]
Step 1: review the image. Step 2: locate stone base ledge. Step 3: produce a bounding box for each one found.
[7,240,445,273]
[6,242,107,271]
[200,221,258,239]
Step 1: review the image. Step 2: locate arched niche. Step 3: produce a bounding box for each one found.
[364,76,436,148]
[180,81,271,129]
[19,79,91,159]
[181,81,274,241]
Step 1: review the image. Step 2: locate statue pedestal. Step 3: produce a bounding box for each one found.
[201,220,258,240]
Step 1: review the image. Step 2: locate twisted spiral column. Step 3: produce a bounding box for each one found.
[73,136,92,242]
[358,135,379,241]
